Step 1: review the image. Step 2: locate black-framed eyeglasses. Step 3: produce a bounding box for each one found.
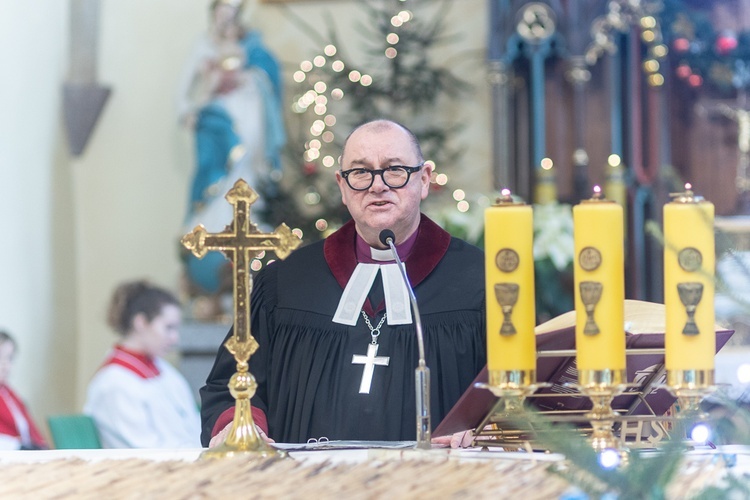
[340,163,424,191]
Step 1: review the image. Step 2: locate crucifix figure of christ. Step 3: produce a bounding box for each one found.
[182,179,301,458]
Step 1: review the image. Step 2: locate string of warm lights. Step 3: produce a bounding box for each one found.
[584,1,668,87]
[286,0,473,228]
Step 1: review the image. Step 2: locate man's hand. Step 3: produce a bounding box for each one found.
[431,429,475,449]
[208,422,275,448]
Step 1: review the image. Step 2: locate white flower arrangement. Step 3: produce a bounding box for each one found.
[431,193,574,274]
[533,202,575,271]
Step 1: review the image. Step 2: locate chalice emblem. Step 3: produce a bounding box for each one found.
[677,282,703,335]
[579,281,603,335]
[494,283,519,336]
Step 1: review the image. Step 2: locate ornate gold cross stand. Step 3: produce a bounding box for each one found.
[182,179,301,459]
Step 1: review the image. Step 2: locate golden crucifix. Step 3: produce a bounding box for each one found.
[182,179,301,458]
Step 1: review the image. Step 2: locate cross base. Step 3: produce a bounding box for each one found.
[200,365,287,460]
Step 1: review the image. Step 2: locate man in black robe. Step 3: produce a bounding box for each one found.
[200,119,485,445]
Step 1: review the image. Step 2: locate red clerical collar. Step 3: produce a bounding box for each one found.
[324,214,451,317]
[354,229,418,264]
[102,345,160,379]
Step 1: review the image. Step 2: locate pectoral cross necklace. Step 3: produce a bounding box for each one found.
[351,311,390,394]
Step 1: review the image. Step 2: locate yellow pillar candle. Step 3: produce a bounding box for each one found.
[573,187,626,373]
[664,184,715,372]
[484,190,536,375]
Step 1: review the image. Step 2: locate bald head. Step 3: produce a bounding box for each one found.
[341,120,423,167]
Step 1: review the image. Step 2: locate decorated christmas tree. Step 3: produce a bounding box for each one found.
[260,0,471,242]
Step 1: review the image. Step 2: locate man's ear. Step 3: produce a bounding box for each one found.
[336,170,348,206]
[132,312,149,332]
[420,163,433,199]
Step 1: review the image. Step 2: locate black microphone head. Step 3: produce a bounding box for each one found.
[379,229,396,246]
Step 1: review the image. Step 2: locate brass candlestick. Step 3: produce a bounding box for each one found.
[182,179,301,459]
[477,369,549,416]
[570,369,628,451]
[666,369,716,418]
[474,370,549,448]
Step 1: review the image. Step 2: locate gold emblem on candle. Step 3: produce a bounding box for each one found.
[677,282,703,335]
[579,281,603,335]
[496,249,520,273]
[494,283,519,335]
[579,247,602,271]
[678,247,702,272]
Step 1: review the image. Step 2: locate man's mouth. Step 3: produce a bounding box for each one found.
[370,201,390,207]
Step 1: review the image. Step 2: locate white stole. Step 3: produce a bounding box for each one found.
[332,247,412,326]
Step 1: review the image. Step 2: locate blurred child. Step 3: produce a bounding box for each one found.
[84,281,201,448]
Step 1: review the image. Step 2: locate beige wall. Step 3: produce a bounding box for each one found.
[0,1,77,428]
[2,0,490,435]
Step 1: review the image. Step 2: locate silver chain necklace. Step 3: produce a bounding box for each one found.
[361,310,387,344]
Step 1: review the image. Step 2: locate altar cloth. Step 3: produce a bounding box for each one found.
[0,445,745,498]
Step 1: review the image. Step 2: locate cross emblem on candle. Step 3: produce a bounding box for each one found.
[352,344,390,394]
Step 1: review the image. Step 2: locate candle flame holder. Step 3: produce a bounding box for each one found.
[665,369,716,419]
[568,369,629,452]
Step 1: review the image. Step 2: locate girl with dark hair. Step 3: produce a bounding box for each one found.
[84,281,201,448]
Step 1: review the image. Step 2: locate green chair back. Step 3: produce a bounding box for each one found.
[47,414,102,449]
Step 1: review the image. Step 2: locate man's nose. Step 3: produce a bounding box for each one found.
[369,172,390,192]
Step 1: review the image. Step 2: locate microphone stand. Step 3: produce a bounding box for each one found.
[383,233,431,450]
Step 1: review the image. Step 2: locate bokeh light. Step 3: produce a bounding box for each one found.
[691,424,711,444]
[598,449,620,469]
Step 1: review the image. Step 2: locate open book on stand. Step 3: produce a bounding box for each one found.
[434,300,734,437]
